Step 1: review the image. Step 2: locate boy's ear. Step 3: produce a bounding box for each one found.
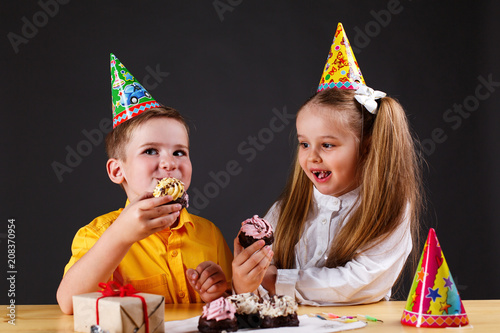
[107,158,125,184]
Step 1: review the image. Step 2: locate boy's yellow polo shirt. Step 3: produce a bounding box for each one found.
[64,205,233,304]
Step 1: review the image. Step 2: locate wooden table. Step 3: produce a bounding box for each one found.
[1,300,498,332]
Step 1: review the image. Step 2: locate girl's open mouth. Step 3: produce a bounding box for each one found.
[312,170,331,181]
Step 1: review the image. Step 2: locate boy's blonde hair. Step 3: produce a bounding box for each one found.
[273,89,423,280]
[105,106,189,161]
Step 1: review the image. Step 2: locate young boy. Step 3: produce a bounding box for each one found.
[57,55,233,314]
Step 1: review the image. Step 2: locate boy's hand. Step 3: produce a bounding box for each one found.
[111,192,182,245]
[231,237,273,294]
[187,261,228,303]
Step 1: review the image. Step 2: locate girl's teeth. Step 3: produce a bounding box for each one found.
[314,171,330,179]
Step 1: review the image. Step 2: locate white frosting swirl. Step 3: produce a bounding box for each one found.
[227,293,261,315]
[259,295,298,318]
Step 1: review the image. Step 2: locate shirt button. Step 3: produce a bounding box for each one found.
[322,219,327,225]
[178,291,185,298]
[171,250,178,257]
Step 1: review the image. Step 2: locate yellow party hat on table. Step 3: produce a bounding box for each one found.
[401,228,469,328]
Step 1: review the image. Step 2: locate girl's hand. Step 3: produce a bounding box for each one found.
[110,192,182,245]
[261,264,277,296]
[187,261,228,303]
[232,237,274,294]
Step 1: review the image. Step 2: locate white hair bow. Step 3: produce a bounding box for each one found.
[354,85,386,114]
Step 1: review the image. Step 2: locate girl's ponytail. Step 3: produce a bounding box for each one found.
[326,96,423,268]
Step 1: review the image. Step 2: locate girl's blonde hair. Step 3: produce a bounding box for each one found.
[273,88,423,277]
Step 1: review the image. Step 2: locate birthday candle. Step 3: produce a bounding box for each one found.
[358,314,383,323]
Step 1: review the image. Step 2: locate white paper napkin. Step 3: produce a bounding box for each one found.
[164,314,366,333]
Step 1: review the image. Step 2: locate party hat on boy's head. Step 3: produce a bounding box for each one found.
[110,53,160,128]
[317,22,366,92]
[401,228,469,328]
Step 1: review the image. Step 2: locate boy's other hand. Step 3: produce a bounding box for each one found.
[111,192,182,245]
[187,261,228,303]
[231,237,273,294]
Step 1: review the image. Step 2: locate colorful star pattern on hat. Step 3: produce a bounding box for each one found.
[317,22,366,92]
[110,53,160,128]
[401,228,469,328]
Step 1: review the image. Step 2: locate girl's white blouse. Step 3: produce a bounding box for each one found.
[261,186,412,305]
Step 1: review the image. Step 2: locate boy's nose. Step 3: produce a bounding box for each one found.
[160,157,176,170]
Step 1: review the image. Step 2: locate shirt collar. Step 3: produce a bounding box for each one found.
[312,186,360,213]
[175,208,195,229]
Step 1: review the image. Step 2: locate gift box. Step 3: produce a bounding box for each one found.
[73,290,165,333]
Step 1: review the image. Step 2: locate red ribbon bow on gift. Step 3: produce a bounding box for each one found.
[96,281,150,333]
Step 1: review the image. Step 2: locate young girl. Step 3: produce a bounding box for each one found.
[232,23,423,306]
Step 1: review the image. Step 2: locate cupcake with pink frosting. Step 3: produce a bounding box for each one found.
[198,297,238,333]
[238,215,274,248]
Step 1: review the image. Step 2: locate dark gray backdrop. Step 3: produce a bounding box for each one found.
[2,0,500,305]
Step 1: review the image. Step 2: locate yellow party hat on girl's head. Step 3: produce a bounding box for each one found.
[318,22,366,92]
